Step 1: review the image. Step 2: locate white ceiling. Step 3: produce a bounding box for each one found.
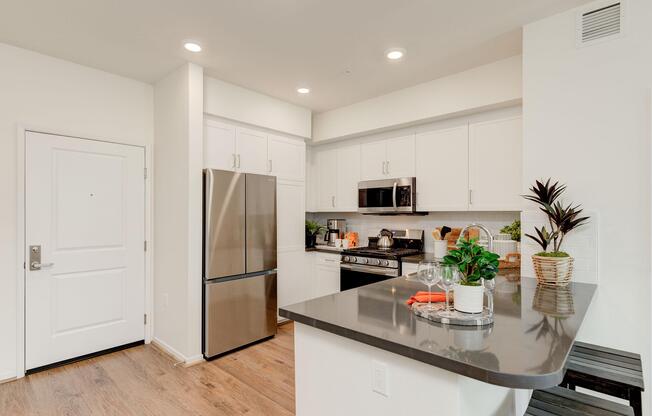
[0,0,591,112]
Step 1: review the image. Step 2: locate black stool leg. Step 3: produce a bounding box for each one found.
[629,389,642,416]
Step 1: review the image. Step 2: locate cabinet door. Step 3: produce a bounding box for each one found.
[314,253,341,298]
[415,126,469,211]
[277,180,305,250]
[317,148,338,211]
[469,117,522,210]
[204,121,236,170]
[386,134,415,178]
[336,144,361,211]
[360,141,387,180]
[278,250,309,315]
[236,127,268,174]
[305,148,318,212]
[269,134,305,181]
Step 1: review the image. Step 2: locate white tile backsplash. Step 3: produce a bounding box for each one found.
[307,211,520,253]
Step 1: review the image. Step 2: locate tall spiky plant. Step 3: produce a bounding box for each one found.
[523,179,589,254]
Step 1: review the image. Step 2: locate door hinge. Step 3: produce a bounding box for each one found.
[144,314,147,325]
[144,167,148,179]
[144,240,147,251]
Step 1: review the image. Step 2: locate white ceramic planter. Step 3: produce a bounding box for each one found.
[454,284,484,314]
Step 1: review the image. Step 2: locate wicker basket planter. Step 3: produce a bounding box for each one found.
[532,255,574,287]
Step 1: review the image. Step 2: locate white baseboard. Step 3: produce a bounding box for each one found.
[152,337,205,366]
[0,370,17,384]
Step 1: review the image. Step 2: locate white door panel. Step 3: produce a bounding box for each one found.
[204,121,236,170]
[416,126,469,211]
[386,135,415,178]
[317,149,337,211]
[360,141,386,180]
[236,127,268,174]
[336,144,361,211]
[269,135,305,180]
[25,131,145,370]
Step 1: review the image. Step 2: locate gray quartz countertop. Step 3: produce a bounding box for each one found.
[402,253,438,263]
[305,245,343,254]
[279,274,596,389]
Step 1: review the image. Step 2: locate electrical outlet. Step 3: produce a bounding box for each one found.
[372,360,389,397]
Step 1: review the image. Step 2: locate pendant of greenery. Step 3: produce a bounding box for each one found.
[443,238,500,286]
[523,179,589,256]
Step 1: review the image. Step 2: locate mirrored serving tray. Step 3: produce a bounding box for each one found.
[412,303,494,327]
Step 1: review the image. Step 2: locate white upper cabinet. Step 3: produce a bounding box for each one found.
[269,134,305,181]
[360,141,387,180]
[361,134,415,180]
[336,144,361,211]
[385,135,415,178]
[468,116,522,211]
[236,127,268,174]
[415,126,469,211]
[317,148,338,211]
[204,120,237,171]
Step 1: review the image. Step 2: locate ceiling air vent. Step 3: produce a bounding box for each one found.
[579,2,622,45]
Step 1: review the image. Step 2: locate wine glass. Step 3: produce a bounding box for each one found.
[416,261,439,311]
[483,278,496,316]
[438,265,460,317]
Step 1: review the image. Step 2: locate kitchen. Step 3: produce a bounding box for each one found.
[0,1,650,415]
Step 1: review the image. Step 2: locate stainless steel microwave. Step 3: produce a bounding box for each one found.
[358,177,418,214]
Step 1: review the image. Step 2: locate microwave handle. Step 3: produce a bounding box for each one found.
[392,181,397,210]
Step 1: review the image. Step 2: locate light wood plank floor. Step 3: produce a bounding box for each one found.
[0,323,295,416]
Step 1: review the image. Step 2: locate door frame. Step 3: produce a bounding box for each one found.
[15,124,153,379]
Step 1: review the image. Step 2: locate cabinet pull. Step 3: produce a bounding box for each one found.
[232,154,236,168]
[382,161,387,175]
[331,196,335,208]
[469,189,473,205]
[386,160,390,175]
[236,154,241,168]
[268,159,272,173]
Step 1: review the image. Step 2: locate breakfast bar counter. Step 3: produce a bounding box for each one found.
[280,273,597,416]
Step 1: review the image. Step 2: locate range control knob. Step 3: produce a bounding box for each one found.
[371,258,380,266]
[360,258,368,264]
[382,260,390,266]
[350,257,357,263]
[343,256,350,262]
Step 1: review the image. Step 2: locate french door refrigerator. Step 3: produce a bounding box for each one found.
[203,169,277,359]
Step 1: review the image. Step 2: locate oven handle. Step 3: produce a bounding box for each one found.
[340,263,399,277]
[392,181,397,210]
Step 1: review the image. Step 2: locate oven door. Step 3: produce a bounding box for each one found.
[340,263,400,291]
[358,177,416,214]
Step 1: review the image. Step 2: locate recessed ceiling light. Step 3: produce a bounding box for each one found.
[297,87,310,94]
[184,42,202,52]
[386,48,406,61]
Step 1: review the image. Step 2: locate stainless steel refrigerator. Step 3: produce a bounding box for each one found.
[203,169,277,359]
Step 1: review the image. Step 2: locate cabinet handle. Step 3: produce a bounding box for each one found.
[236,154,241,168]
[331,196,335,208]
[268,159,272,173]
[469,189,473,205]
[382,161,386,175]
[232,154,236,168]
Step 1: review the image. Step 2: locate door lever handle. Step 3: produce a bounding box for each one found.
[30,261,54,271]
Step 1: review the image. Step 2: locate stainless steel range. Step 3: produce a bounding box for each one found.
[340,229,424,291]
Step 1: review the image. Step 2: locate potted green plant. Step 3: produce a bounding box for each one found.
[523,179,589,287]
[443,238,500,313]
[305,220,325,248]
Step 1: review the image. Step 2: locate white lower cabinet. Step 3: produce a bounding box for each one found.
[402,262,418,276]
[313,253,341,298]
[278,249,310,320]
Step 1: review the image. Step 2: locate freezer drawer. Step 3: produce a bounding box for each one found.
[203,272,277,358]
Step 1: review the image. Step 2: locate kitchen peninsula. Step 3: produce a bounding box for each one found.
[280,274,597,416]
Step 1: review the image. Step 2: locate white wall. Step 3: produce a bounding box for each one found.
[0,42,154,381]
[204,76,312,139]
[312,55,522,142]
[153,63,204,363]
[523,0,652,411]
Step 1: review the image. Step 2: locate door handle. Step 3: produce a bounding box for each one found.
[30,261,54,271]
[392,181,397,210]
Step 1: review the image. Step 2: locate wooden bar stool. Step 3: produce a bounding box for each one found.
[527,386,634,415]
[560,341,644,416]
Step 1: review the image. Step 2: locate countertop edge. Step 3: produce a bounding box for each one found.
[279,307,564,390]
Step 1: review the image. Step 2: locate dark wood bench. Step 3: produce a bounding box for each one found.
[560,341,644,416]
[527,386,634,415]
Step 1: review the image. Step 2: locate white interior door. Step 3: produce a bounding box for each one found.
[25,131,146,370]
